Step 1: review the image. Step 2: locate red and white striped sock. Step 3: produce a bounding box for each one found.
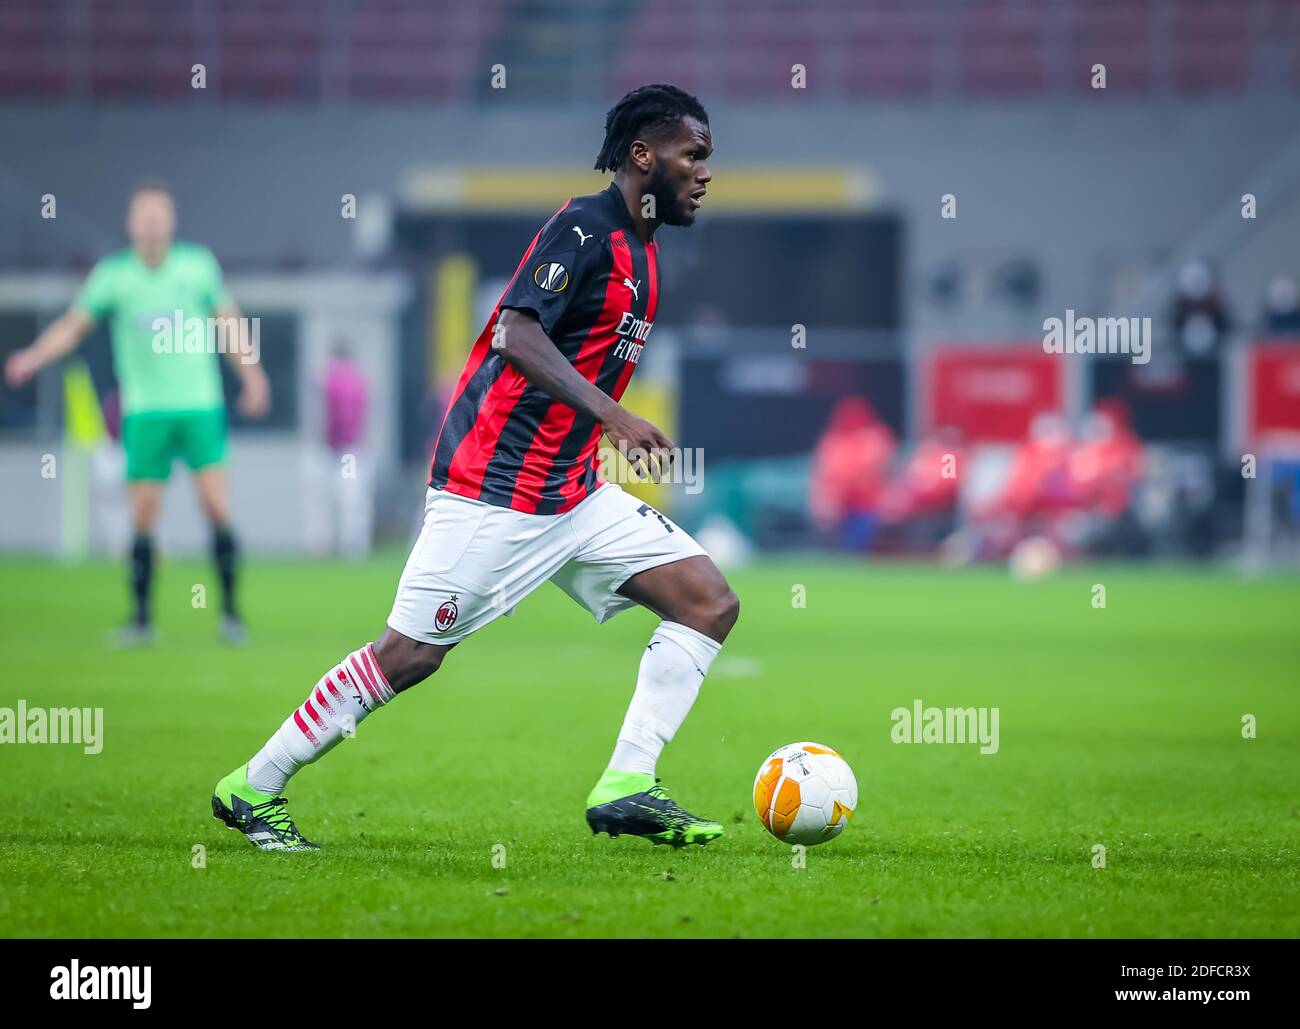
[245,644,395,795]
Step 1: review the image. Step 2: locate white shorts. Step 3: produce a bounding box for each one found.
[386,483,707,644]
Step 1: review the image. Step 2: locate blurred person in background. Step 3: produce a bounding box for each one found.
[3,184,270,645]
[879,426,964,551]
[1066,400,1147,557]
[1261,275,1300,337]
[971,412,1075,558]
[1170,258,1231,356]
[321,342,373,560]
[809,396,897,551]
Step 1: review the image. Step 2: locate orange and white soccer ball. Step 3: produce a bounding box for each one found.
[753,742,857,846]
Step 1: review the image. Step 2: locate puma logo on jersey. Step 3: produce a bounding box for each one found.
[572,226,592,246]
[623,277,640,300]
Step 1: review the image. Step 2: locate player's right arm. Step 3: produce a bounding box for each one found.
[5,254,115,388]
[4,307,96,388]
[495,306,675,477]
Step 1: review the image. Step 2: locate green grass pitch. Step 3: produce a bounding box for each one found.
[1,555,1297,938]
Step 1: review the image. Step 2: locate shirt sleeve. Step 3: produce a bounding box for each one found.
[499,205,606,338]
[73,258,116,323]
[200,247,233,311]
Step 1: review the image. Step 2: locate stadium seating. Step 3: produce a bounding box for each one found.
[2,0,1297,104]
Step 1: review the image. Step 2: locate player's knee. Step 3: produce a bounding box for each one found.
[720,588,741,635]
[701,587,740,643]
[372,630,452,693]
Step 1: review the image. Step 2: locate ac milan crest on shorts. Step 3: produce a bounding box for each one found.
[434,597,459,633]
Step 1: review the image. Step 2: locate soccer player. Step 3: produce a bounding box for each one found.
[211,84,738,851]
[4,184,270,644]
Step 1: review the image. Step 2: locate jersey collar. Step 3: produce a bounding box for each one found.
[603,182,641,237]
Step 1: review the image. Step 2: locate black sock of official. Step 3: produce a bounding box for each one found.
[130,533,154,627]
[213,526,239,619]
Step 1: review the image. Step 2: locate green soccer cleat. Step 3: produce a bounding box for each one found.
[585,769,725,848]
[211,765,319,852]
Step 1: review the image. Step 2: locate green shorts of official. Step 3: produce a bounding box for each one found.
[122,408,228,481]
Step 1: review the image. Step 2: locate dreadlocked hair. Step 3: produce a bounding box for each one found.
[594,84,709,173]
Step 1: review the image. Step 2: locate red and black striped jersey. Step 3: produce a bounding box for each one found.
[429,183,661,515]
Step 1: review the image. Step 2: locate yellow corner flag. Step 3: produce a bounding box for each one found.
[63,360,106,447]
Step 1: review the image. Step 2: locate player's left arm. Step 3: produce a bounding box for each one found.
[202,248,270,418]
[215,300,271,419]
